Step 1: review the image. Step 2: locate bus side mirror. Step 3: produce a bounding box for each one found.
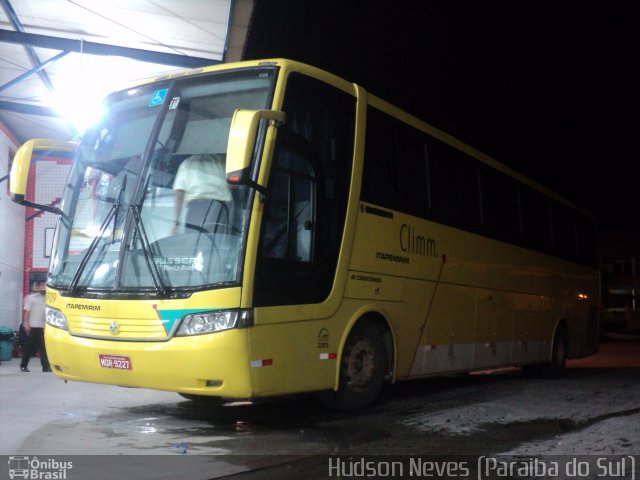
[10,139,77,215]
[226,109,285,190]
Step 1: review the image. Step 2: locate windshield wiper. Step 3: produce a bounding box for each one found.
[129,204,170,296]
[69,175,127,292]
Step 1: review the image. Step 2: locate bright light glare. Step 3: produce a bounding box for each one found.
[50,52,181,133]
[54,87,105,133]
[51,53,114,133]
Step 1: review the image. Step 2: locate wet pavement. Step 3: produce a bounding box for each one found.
[1,338,639,479]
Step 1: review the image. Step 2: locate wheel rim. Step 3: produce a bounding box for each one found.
[344,335,376,390]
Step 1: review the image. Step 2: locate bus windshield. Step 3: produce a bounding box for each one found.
[48,68,276,294]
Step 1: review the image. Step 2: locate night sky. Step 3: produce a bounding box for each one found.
[244,2,639,229]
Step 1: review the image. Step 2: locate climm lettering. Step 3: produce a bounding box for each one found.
[400,224,437,257]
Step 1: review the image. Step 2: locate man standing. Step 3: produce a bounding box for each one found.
[20,285,50,372]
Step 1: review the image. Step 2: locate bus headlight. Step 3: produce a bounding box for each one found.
[176,310,239,336]
[46,307,69,331]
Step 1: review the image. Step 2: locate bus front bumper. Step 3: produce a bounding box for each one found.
[44,326,254,398]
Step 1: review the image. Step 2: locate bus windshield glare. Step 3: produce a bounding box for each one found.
[48,68,276,294]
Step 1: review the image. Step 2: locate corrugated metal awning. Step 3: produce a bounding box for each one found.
[0,0,254,143]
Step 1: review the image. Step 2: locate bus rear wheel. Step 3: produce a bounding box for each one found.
[524,326,568,378]
[319,323,386,410]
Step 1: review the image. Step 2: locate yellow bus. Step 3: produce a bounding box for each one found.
[10,59,599,409]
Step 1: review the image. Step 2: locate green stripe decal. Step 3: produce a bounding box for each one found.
[157,309,207,335]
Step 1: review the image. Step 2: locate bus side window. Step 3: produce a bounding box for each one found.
[457,156,482,231]
[397,124,429,216]
[362,107,398,209]
[480,167,520,243]
[428,140,458,223]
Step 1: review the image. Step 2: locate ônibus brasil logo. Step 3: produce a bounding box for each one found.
[8,456,73,479]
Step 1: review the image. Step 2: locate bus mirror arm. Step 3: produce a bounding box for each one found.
[226,109,285,194]
[225,169,268,197]
[21,198,62,217]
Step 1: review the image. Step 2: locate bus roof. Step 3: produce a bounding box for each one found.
[119,58,594,219]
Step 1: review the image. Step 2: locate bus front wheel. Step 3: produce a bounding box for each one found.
[319,322,386,410]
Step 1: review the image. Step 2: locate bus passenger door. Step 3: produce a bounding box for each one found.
[248,72,356,395]
[256,141,319,303]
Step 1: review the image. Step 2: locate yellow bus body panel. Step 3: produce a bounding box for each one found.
[45,287,254,398]
[45,325,253,397]
[347,203,599,378]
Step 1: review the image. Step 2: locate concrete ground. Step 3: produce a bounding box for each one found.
[1,337,639,479]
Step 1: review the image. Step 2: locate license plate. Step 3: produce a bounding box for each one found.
[99,354,132,370]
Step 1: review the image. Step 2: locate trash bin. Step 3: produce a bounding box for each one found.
[0,326,16,361]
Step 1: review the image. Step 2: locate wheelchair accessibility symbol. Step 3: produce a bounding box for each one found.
[149,88,168,107]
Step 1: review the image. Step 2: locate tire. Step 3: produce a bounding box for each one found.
[524,326,568,378]
[319,323,386,410]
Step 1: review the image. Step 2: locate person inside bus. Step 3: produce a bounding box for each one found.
[172,153,232,234]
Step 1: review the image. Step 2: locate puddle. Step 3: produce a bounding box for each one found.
[92,396,395,455]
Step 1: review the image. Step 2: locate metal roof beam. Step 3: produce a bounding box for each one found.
[0,50,70,94]
[0,100,61,117]
[0,29,218,68]
[0,0,77,135]
[0,0,58,96]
